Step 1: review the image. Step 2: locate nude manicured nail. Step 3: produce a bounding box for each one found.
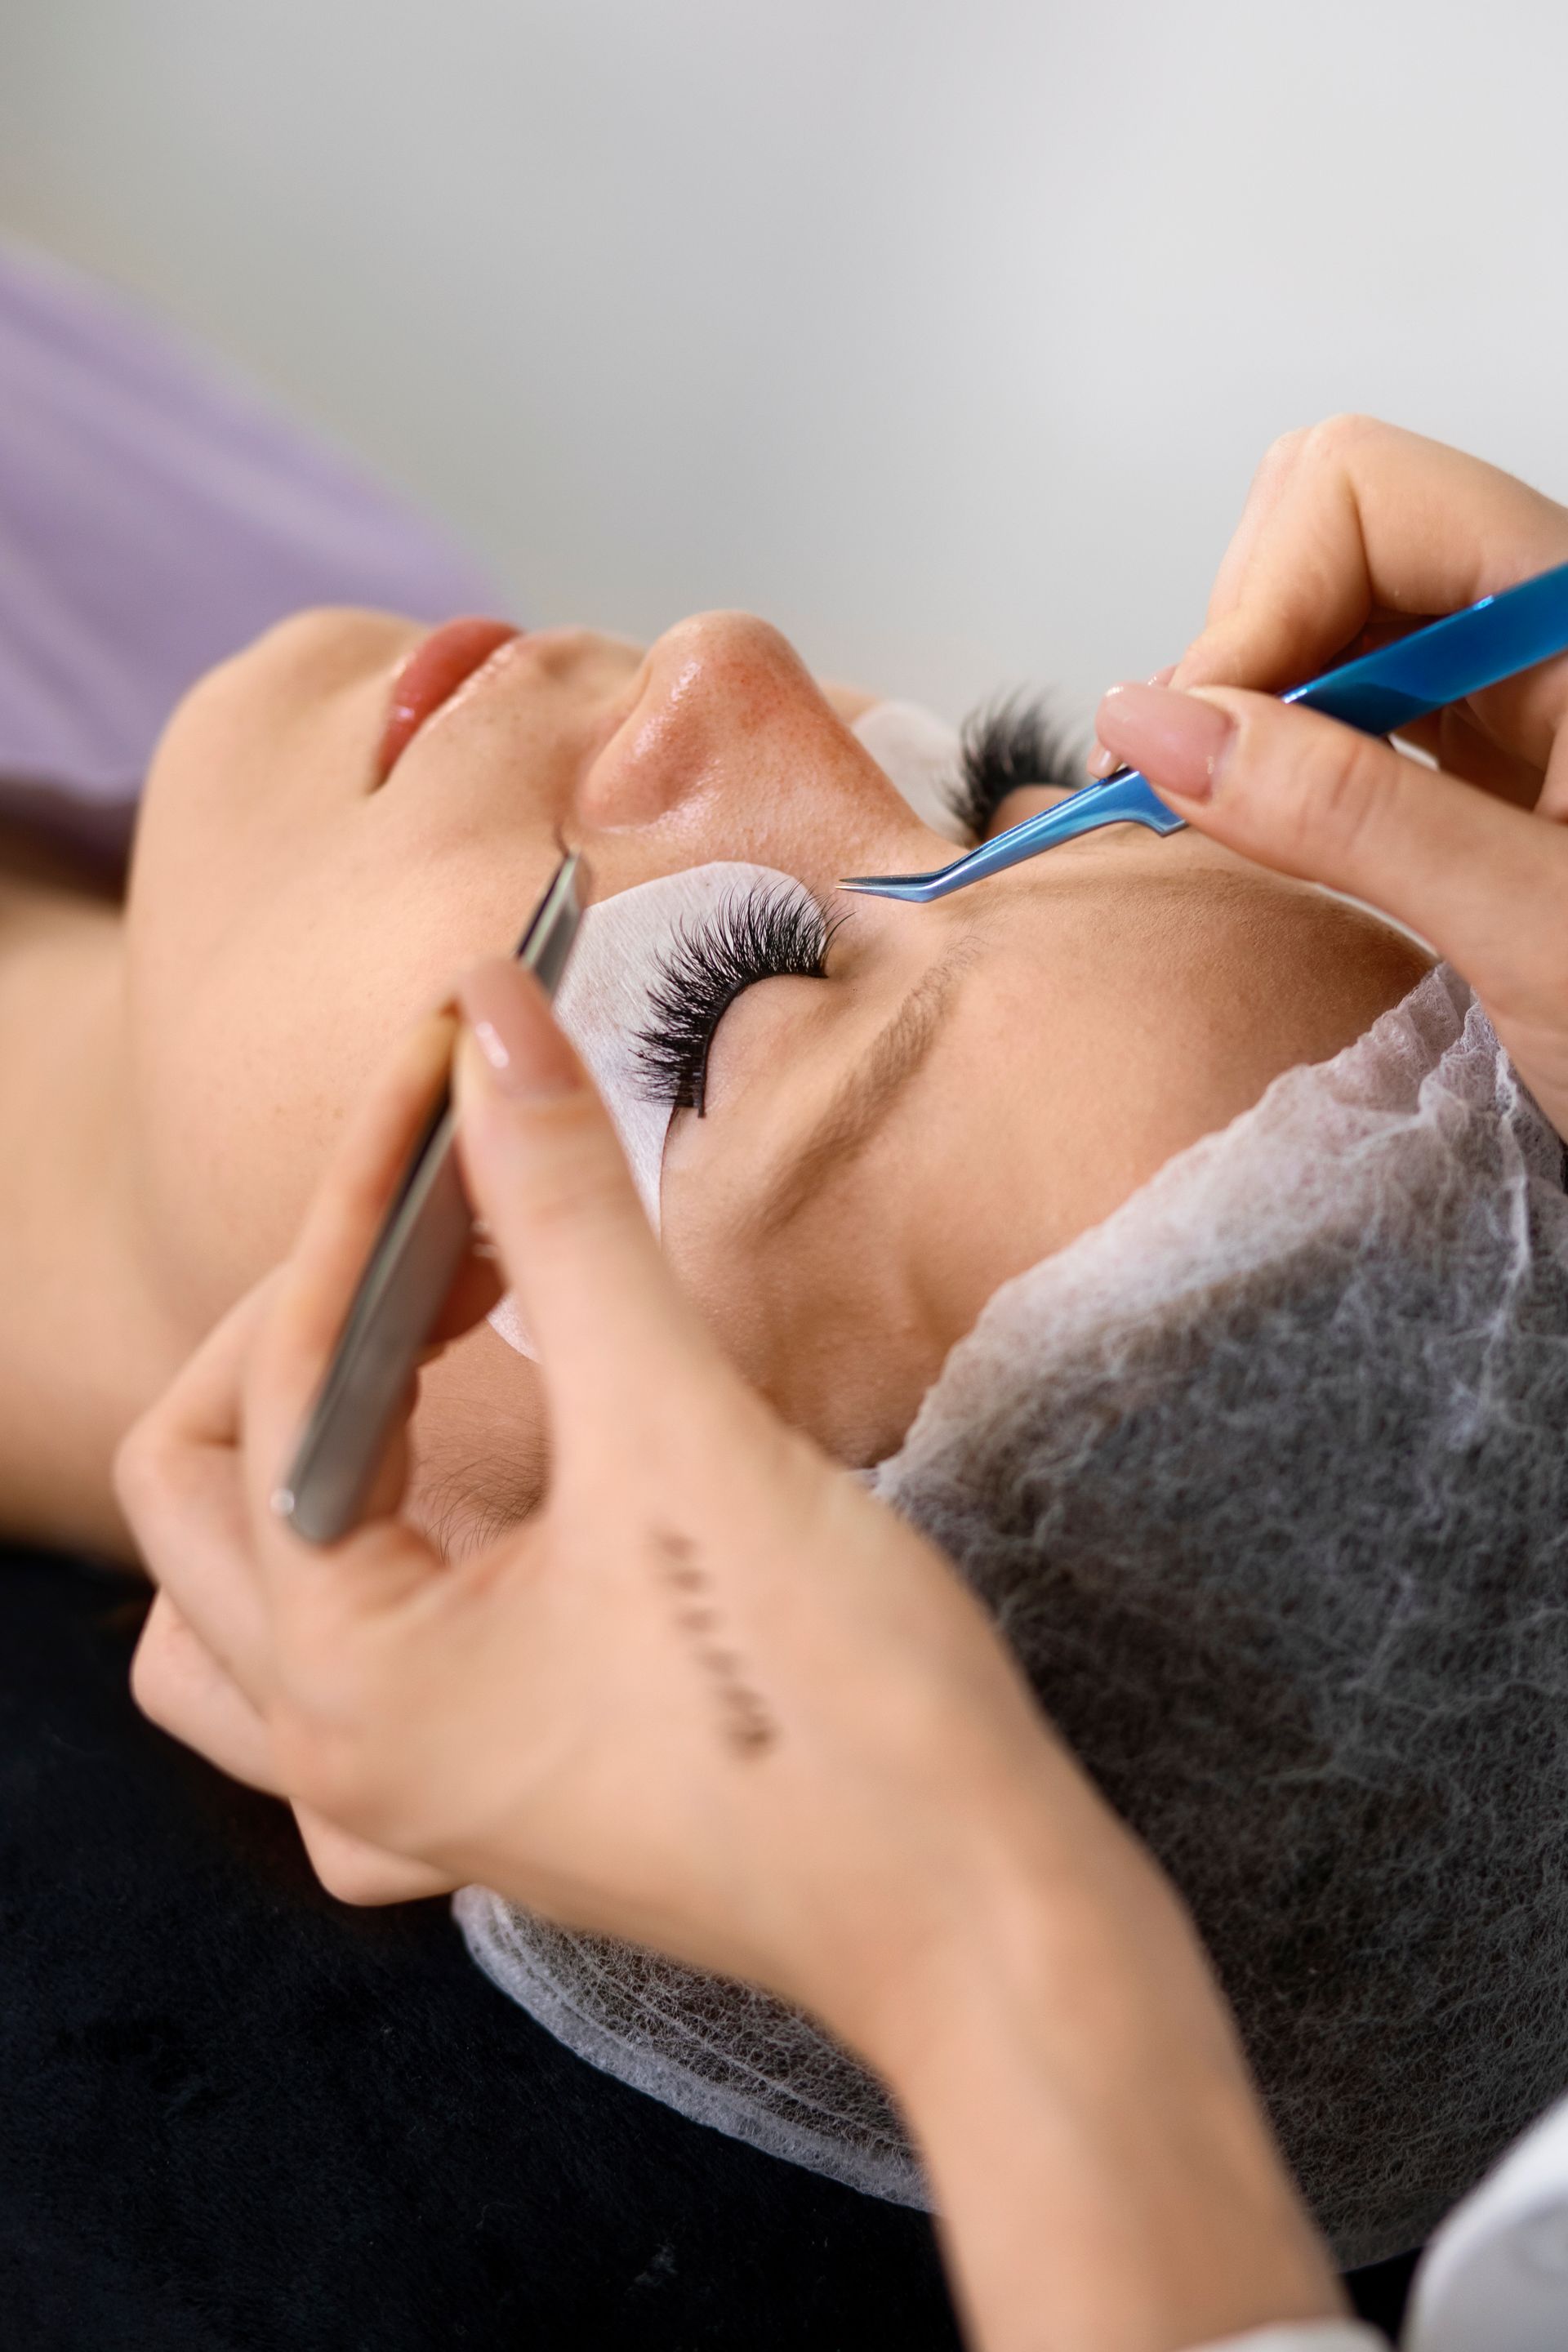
[1087,666,1178,777]
[1092,683,1234,802]
[458,960,581,1100]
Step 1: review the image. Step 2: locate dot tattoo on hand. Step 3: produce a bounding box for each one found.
[653,1530,778,1757]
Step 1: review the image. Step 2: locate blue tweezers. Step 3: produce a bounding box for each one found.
[841,560,1568,903]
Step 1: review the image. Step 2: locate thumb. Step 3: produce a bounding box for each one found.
[1094,680,1568,1024]
[453,958,718,1439]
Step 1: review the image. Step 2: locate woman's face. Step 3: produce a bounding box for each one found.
[126,608,1428,1533]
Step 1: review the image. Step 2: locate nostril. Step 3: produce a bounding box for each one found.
[577,707,709,829]
[574,609,907,864]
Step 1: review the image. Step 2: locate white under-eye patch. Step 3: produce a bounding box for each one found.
[850,699,969,842]
[488,861,797,1355]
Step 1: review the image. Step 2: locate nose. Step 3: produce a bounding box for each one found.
[575,612,929,895]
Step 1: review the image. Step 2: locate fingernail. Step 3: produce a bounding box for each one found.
[457,960,582,1100]
[1092,683,1234,803]
[1087,666,1179,777]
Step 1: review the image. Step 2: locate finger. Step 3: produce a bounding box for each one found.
[130,1603,453,1903]
[241,1010,492,1559]
[116,1275,276,1484]
[292,1805,457,1906]
[115,1285,286,1703]
[1096,680,1568,1027]
[131,1593,285,1791]
[246,1012,452,1459]
[1088,663,1177,775]
[452,959,729,1462]
[1171,416,1568,767]
[1203,424,1313,625]
[1396,705,1547,811]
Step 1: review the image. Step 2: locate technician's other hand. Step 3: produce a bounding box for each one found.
[115,971,1094,2052]
[1092,415,1568,1139]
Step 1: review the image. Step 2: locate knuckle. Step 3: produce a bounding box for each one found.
[270,1666,390,1818]
[1287,724,1392,872]
[1254,423,1312,488]
[1300,411,1387,471]
[296,1816,399,1908]
[112,1414,175,1529]
[515,1101,637,1232]
[274,1714,366,1821]
[307,1856,368,1906]
[111,1419,154,1509]
[127,1628,173,1728]
[298,1833,373,1906]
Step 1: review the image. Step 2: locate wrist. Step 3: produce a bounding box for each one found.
[860,1766,1343,2352]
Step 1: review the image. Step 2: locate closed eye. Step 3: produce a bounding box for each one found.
[946,695,1086,838]
[633,880,840,1116]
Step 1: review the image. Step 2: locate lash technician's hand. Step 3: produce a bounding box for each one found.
[1092,415,1568,1142]
[116,969,1343,2352]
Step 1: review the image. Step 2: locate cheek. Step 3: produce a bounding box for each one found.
[663,1165,947,1469]
[129,884,470,1335]
[130,953,362,1327]
[128,858,523,1329]
[120,612,528,1325]
[127,609,434,1031]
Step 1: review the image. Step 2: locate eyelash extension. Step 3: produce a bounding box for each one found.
[946,694,1087,838]
[634,883,839,1116]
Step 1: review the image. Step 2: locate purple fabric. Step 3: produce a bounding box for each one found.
[0,239,508,859]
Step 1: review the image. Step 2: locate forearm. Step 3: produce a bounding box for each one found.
[868,1811,1344,2352]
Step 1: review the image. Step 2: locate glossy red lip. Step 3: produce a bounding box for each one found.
[377,617,522,781]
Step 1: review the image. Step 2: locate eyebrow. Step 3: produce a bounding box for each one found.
[742,938,978,1245]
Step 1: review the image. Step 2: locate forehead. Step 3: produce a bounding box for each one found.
[682,855,1426,1462]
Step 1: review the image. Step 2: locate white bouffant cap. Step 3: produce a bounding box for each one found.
[465,969,1568,2269]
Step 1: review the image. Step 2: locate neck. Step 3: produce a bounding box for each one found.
[0,865,187,1560]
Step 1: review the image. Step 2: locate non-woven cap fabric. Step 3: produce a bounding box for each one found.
[460,961,1568,2232]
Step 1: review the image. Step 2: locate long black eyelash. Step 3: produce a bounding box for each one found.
[946,694,1087,838]
[633,884,840,1116]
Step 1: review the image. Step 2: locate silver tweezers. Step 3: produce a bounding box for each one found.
[275,849,586,1546]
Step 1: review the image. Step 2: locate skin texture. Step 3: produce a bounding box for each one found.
[0,603,1426,1558]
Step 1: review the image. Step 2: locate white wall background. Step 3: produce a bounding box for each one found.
[2,0,1566,728]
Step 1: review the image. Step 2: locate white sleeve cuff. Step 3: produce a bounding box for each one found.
[1188,2325,1390,2352]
